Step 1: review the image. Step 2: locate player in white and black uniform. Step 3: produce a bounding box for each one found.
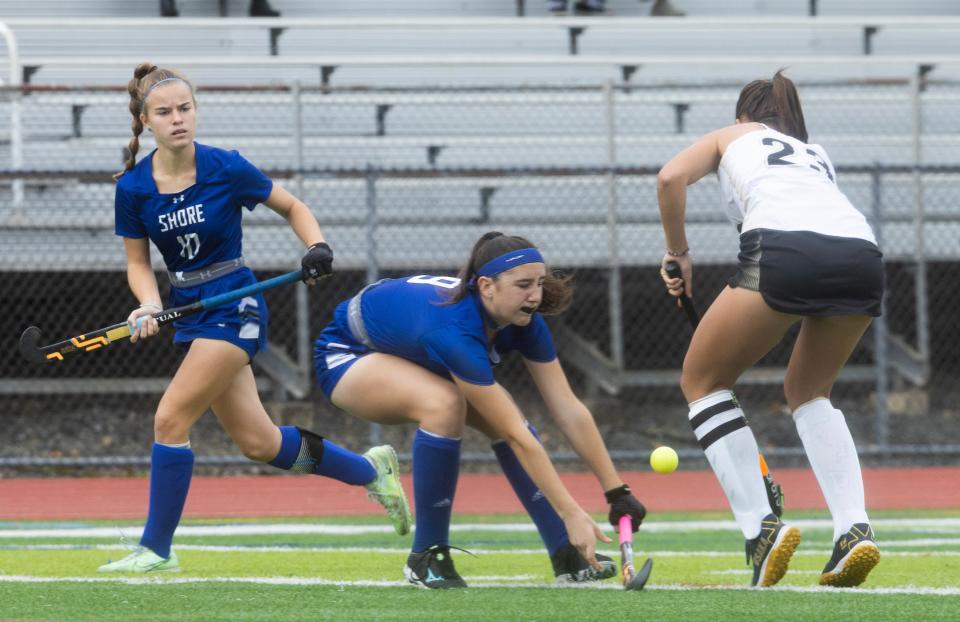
[718,125,881,316]
[657,71,882,588]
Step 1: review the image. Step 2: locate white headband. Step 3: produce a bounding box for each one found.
[143,77,190,102]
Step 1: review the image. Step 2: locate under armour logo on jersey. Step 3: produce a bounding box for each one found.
[172,194,185,205]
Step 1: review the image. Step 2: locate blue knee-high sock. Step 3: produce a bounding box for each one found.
[492,424,568,556]
[411,428,461,552]
[268,426,375,486]
[140,442,194,559]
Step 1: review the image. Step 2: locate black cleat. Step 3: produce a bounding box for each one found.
[820,523,880,587]
[551,543,617,584]
[746,513,801,587]
[404,545,467,589]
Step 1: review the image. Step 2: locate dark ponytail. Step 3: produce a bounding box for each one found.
[734,69,808,143]
[446,231,574,315]
[114,62,195,181]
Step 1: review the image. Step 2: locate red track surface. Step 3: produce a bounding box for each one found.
[1,467,958,520]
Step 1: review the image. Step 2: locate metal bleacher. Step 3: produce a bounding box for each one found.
[1,1,954,400]
[1,6,959,265]
[2,8,960,271]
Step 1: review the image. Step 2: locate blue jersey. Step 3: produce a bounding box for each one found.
[355,276,557,385]
[114,142,273,272]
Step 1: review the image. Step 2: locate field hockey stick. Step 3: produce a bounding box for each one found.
[19,270,303,364]
[759,453,785,519]
[618,515,653,591]
[663,261,785,518]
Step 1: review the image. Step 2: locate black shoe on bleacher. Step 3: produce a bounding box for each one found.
[160,0,179,17]
[573,2,607,15]
[249,0,281,17]
[650,0,686,16]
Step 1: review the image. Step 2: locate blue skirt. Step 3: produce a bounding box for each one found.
[313,299,370,399]
[168,267,268,361]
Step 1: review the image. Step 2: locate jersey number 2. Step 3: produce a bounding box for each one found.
[762,137,834,182]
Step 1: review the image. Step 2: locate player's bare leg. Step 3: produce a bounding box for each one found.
[334,353,467,588]
[100,339,247,573]
[211,357,409,534]
[682,287,802,586]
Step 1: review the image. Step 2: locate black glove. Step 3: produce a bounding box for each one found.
[605,484,646,532]
[301,242,333,283]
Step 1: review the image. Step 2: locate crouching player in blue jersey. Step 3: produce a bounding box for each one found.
[314,232,647,588]
[98,63,411,573]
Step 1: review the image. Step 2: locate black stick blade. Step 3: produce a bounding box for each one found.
[19,326,50,364]
[625,558,653,591]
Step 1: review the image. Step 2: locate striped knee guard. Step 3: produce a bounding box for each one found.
[689,391,747,451]
[689,390,771,539]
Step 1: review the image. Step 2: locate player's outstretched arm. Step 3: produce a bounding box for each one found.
[525,357,646,530]
[524,358,622,490]
[452,375,611,568]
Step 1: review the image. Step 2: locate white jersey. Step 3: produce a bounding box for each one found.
[717,127,877,244]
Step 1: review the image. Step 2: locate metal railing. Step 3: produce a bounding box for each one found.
[2,18,960,467]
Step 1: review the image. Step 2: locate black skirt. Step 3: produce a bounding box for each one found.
[729,228,884,317]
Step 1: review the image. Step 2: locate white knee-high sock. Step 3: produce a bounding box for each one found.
[689,390,771,539]
[793,398,869,542]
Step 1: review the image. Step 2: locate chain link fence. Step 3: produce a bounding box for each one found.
[2,79,959,473]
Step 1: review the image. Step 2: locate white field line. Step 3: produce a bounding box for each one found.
[1,518,959,540]
[653,584,960,596]
[470,574,539,581]
[0,575,959,596]
[882,538,960,547]
[3,544,960,557]
[708,569,822,575]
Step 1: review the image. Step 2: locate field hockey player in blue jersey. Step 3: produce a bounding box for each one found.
[98,63,410,573]
[314,232,647,588]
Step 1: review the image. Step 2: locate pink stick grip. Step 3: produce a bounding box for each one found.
[618,514,633,545]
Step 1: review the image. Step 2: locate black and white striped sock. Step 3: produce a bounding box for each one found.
[689,389,771,539]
